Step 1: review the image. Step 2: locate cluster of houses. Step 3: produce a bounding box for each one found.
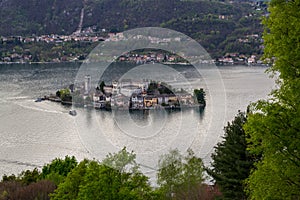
[0,33,106,63]
[117,52,185,65]
[217,54,265,65]
[72,75,196,110]
[1,30,264,65]
[1,29,105,44]
[117,51,264,66]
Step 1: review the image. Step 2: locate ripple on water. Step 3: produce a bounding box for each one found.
[0,100,90,176]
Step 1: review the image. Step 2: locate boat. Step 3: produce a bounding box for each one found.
[35,98,42,102]
[69,110,77,116]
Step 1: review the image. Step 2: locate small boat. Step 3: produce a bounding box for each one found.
[69,110,77,116]
[35,98,42,102]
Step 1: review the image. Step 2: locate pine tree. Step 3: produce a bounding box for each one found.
[207,111,254,200]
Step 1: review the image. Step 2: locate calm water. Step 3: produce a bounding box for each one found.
[0,63,275,182]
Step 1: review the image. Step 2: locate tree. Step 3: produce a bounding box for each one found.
[55,90,61,98]
[157,149,183,198]
[207,111,254,200]
[157,149,206,199]
[2,174,17,182]
[51,148,154,200]
[50,159,89,200]
[193,89,206,107]
[40,156,77,185]
[18,168,40,185]
[244,0,300,199]
[59,88,72,102]
[99,81,106,93]
[245,100,300,199]
[77,162,152,200]
[102,147,138,173]
[80,147,153,200]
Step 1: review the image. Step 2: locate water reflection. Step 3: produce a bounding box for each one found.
[0,63,274,181]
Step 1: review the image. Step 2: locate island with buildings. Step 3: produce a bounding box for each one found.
[45,75,206,111]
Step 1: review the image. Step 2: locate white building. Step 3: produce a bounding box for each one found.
[84,75,91,94]
[112,80,119,94]
[131,94,144,109]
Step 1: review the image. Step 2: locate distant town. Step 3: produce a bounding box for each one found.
[44,75,206,111]
[1,31,266,66]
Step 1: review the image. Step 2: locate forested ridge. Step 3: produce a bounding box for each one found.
[0,0,266,58]
[0,0,262,36]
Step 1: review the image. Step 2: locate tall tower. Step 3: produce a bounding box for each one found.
[84,75,91,94]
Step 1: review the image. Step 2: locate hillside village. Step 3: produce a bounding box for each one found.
[1,32,264,65]
[0,0,268,65]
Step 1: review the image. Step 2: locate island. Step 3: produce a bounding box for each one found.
[45,75,206,111]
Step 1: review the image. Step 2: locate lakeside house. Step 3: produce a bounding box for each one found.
[131,94,144,109]
[144,96,158,108]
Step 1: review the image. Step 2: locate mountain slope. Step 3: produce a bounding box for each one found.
[0,0,264,57]
[0,0,260,35]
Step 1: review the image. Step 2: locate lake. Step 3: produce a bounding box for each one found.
[0,62,275,183]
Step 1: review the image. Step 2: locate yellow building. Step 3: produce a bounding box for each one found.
[144,96,158,107]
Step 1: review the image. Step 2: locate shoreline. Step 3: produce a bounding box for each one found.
[0,60,84,65]
[44,96,205,112]
[0,60,269,67]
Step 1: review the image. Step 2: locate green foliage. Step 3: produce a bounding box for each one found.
[102,147,138,173]
[157,149,205,199]
[77,162,150,200]
[2,168,40,186]
[0,39,98,63]
[262,0,300,82]
[0,148,221,199]
[51,148,154,200]
[161,102,168,107]
[158,83,173,95]
[207,111,254,200]
[18,168,40,185]
[244,0,300,199]
[245,100,300,199]
[157,149,183,192]
[50,159,89,200]
[0,0,264,59]
[99,81,106,93]
[0,0,256,36]
[55,90,61,98]
[59,88,72,102]
[147,82,159,94]
[147,81,174,95]
[1,167,56,200]
[40,156,77,185]
[194,88,206,107]
[1,174,17,182]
